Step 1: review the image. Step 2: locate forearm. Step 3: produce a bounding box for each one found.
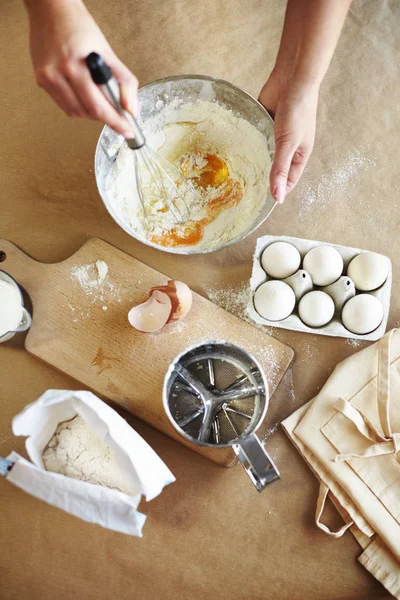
[23,0,84,22]
[24,0,82,10]
[274,0,352,88]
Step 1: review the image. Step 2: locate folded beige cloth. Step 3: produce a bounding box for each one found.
[282,329,400,599]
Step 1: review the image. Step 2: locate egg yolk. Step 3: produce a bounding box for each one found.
[197,154,230,188]
[150,179,243,248]
[180,154,230,189]
[150,151,242,248]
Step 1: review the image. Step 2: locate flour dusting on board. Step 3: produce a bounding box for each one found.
[205,283,273,335]
[68,260,121,321]
[70,260,109,292]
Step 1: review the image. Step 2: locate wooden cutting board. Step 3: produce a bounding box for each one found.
[0,238,294,466]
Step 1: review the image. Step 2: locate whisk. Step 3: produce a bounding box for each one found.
[86,53,196,224]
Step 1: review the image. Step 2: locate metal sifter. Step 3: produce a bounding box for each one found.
[163,341,280,490]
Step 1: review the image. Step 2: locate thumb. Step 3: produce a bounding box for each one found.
[270,138,296,204]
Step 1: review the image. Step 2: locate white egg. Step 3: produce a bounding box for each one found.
[303,245,343,286]
[261,242,301,279]
[254,280,296,321]
[342,294,384,335]
[299,291,335,328]
[347,252,389,291]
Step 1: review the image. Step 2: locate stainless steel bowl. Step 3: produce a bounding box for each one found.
[94,74,275,255]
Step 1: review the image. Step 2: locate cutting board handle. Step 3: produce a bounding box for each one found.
[0,240,49,297]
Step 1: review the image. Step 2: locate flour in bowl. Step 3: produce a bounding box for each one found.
[109,100,271,251]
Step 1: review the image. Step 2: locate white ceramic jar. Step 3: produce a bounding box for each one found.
[0,271,32,343]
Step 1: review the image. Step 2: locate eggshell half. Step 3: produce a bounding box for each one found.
[128,291,172,332]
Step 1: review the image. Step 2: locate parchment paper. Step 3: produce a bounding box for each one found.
[1,0,399,598]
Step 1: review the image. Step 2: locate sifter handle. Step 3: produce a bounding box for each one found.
[85,52,145,150]
[233,434,280,491]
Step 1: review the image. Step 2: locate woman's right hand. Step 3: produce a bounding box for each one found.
[259,71,319,204]
[24,0,138,137]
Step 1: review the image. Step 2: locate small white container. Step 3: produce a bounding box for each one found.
[248,235,392,341]
[0,271,32,343]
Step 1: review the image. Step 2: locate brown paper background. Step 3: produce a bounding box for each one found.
[0,0,399,598]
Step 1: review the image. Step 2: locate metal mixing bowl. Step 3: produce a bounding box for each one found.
[94,74,275,255]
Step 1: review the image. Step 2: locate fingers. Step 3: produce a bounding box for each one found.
[35,58,138,137]
[270,137,312,203]
[107,55,139,116]
[286,147,309,193]
[64,61,134,137]
[36,66,86,117]
[264,81,318,203]
[48,77,87,117]
[269,137,297,204]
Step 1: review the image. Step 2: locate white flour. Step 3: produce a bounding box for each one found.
[109,100,271,251]
[297,148,376,217]
[282,367,296,403]
[42,415,131,494]
[68,260,120,321]
[345,337,367,349]
[70,260,109,293]
[262,422,279,442]
[205,283,273,335]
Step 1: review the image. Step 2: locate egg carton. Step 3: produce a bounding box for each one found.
[248,235,392,341]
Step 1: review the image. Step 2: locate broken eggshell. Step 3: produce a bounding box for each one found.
[322,276,356,311]
[128,290,172,333]
[150,280,193,323]
[283,269,313,301]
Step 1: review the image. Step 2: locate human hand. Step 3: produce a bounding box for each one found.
[24,0,138,137]
[259,70,319,204]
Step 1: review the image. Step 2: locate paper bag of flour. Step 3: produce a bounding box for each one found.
[2,390,175,537]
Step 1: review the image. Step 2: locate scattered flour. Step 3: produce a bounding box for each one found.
[42,415,131,494]
[68,260,121,322]
[297,148,376,216]
[166,320,187,335]
[346,337,368,349]
[300,343,316,364]
[205,283,249,317]
[205,283,273,335]
[281,367,296,403]
[262,423,279,442]
[70,260,109,293]
[0,433,12,449]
